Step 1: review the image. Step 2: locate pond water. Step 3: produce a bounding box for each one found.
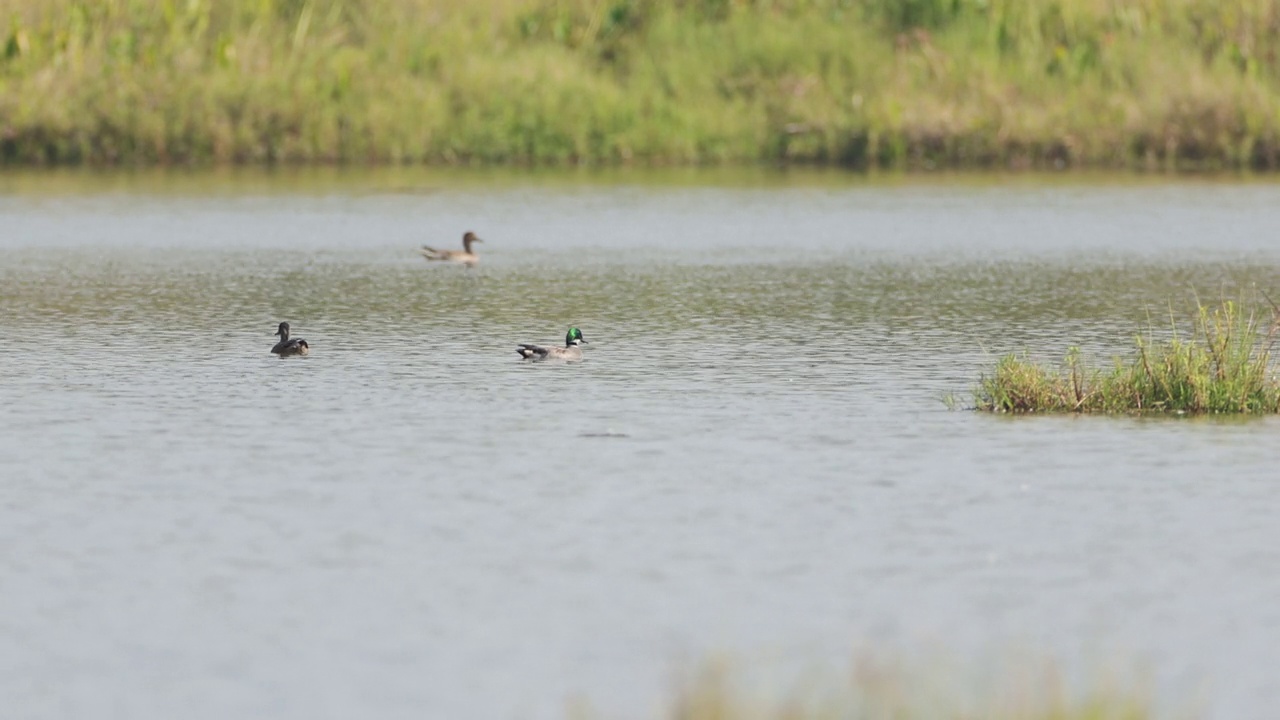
[2,169,1279,719]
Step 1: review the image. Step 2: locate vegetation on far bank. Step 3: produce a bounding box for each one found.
[4,0,1280,168]
[976,296,1280,414]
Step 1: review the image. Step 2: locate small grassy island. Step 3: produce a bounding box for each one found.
[976,298,1280,414]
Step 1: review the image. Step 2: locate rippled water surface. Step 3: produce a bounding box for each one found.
[3,170,1280,719]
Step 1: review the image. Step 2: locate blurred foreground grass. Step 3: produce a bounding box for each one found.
[3,0,1280,169]
[580,657,1167,720]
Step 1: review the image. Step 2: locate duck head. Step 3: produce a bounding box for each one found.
[565,327,587,347]
[275,322,290,338]
[462,231,483,250]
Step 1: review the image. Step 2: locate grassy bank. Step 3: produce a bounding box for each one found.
[4,0,1280,168]
[975,297,1280,414]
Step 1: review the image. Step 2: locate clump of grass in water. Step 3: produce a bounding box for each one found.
[976,297,1280,414]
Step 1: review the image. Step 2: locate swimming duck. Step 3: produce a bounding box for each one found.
[271,322,310,357]
[517,327,587,361]
[420,231,482,265]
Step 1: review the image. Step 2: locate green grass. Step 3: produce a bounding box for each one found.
[976,296,1280,414]
[5,0,1280,167]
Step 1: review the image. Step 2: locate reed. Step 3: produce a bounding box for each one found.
[4,0,1280,167]
[976,296,1280,414]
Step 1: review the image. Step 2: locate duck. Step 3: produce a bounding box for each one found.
[420,231,482,265]
[271,322,310,357]
[517,327,587,362]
